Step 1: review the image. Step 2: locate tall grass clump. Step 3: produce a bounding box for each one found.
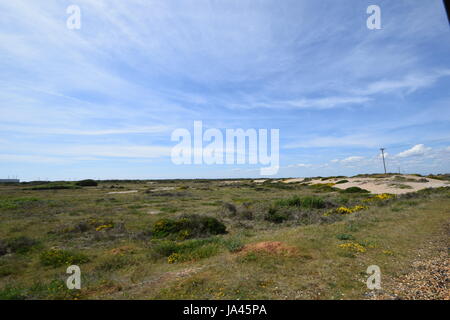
[274,195,325,209]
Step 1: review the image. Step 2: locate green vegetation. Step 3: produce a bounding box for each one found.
[150,238,222,263]
[39,249,89,268]
[0,197,41,209]
[27,182,80,190]
[0,236,38,255]
[0,177,448,300]
[389,183,414,189]
[341,186,370,193]
[75,179,98,187]
[151,214,227,239]
[336,233,355,241]
[274,195,325,209]
[264,207,289,223]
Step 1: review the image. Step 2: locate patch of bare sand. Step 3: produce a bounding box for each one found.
[147,186,176,192]
[107,190,138,194]
[109,246,135,255]
[282,175,448,195]
[283,178,305,183]
[220,180,242,185]
[253,179,267,183]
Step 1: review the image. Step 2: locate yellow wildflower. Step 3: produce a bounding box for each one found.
[338,242,366,253]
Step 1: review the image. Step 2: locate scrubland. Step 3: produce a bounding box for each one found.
[0,174,449,299]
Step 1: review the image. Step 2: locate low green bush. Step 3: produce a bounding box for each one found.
[75,179,98,187]
[221,202,237,215]
[309,184,337,193]
[1,236,39,254]
[222,238,244,252]
[151,214,226,239]
[29,184,79,190]
[40,248,89,267]
[341,187,370,193]
[336,233,355,240]
[150,238,221,263]
[336,180,349,184]
[265,207,289,223]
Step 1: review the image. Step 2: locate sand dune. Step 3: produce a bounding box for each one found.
[283,175,449,194]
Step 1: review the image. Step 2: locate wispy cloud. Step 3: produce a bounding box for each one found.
[1,1,449,179]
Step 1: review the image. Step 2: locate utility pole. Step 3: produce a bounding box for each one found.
[380,148,387,174]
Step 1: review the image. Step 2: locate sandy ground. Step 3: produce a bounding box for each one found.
[253,179,267,184]
[220,180,243,185]
[147,187,176,192]
[283,175,449,194]
[107,190,139,194]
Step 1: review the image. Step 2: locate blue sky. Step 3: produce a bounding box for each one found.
[1,0,450,181]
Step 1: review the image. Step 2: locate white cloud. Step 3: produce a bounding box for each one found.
[1,124,170,136]
[0,154,67,164]
[287,163,312,168]
[232,96,371,110]
[340,156,364,164]
[396,144,431,158]
[285,134,381,149]
[357,70,450,96]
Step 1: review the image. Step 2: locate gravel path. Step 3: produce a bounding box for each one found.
[368,225,449,300]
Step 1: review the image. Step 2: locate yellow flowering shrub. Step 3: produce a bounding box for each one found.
[325,205,368,216]
[335,207,353,214]
[167,252,181,264]
[40,248,89,267]
[95,224,114,232]
[364,193,394,202]
[338,242,366,253]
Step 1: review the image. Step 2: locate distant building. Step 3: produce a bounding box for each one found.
[0,179,20,183]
